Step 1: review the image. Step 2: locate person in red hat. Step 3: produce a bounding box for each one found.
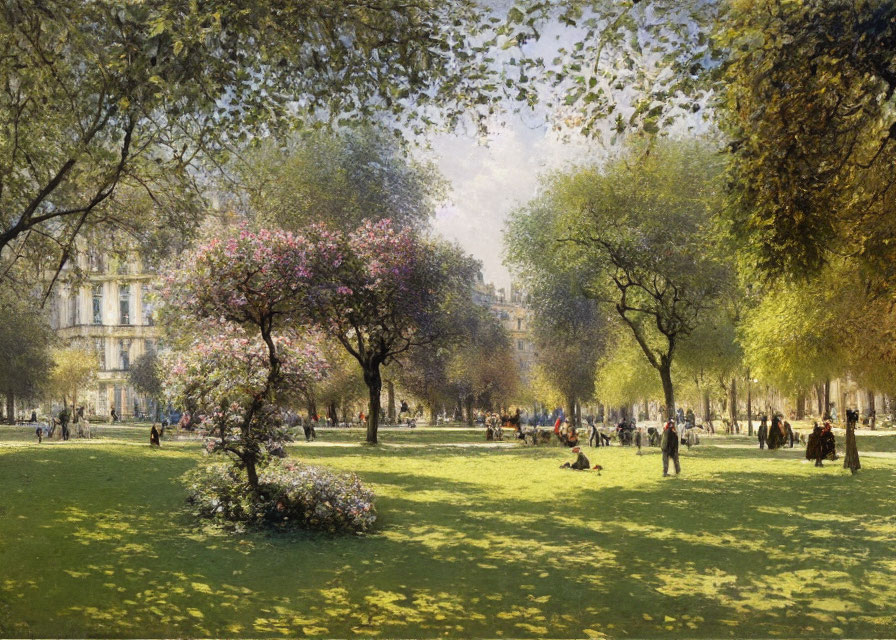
[560,446,591,470]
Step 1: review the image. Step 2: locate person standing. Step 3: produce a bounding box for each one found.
[59,408,70,441]
[784,420,795,448]
[150,424,161,447]
[660,420,680,477]
[806,422,823,467]
[757,420,768,449]
[588,421,601,447]
[844,410,861,474]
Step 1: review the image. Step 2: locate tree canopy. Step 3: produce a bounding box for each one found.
[0,0,505,293]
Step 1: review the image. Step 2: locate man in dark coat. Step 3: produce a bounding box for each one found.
[758,421,768,449]
[806,422,823,466]
[768,414,785,449]
[820,421,837,461]
[59,408,70,441]
[661,421,680,477]
[150,424,161,447]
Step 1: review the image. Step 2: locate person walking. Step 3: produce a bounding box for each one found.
[59,408,71,441]
[757,420,768,449]
[660,420,680,477]
[588,421,599,447]
[635,428,643,455]
[806,422,823,467]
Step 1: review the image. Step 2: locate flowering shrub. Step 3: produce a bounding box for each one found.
[183,460,377,534]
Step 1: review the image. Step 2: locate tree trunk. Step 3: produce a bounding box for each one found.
[702,389,712,427]
[659,361,675,421]
[244,455,259,489]
[5,391,14,424]
[815,384,824,416]
[429,403,437,427]
[867,390,875,429]
[728,377,737,431]
[796,391,806,420]
[465,396,474,427]
[566,395,576,426]
[746,377,752,436]
[364,365,382,444]
[387,380,395,424]
[823,378,831,419]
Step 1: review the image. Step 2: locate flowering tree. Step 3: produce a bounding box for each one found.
[159,227,325,489]
[303,220,479,443]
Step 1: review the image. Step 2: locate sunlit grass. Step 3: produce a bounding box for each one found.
[1,431,895,637]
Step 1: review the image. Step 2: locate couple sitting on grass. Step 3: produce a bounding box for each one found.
[559,446,602,474]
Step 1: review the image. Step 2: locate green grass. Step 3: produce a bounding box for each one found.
[1,433,895,638]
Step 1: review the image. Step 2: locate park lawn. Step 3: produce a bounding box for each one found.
[1,437,895,638]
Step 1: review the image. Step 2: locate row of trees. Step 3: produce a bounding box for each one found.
[506,138,896,427]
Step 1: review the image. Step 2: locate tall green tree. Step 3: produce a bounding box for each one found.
[0,297,54,423]
[507,139,731,420]
[527,279,604,426]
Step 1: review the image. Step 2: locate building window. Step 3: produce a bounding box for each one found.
[119,339,130,371]
[88,248,104,273]
[69,292,79,327]
[92,285,103,324]
[142,283,154,326]
[518,340,523,351]
[94,338,106,370]
[517,318,522,331]
[119,284,130,325]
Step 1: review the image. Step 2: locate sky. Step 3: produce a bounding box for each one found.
[424,111,602,292]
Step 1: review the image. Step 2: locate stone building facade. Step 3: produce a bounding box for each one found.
[473,274,537,381]
[50,247,159,419]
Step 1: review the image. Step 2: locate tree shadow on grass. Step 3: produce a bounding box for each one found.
[2,444,895,637]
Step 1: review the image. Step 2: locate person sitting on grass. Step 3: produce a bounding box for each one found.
[560,446,591,470]
[563,421,579,447]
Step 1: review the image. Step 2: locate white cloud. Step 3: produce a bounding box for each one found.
[425,111,603,290]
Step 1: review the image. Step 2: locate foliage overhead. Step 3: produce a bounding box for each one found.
[238,128,446,233]
[0,0,505,293]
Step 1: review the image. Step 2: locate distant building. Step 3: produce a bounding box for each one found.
[50,244,159,419]
[473,273,537,381]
